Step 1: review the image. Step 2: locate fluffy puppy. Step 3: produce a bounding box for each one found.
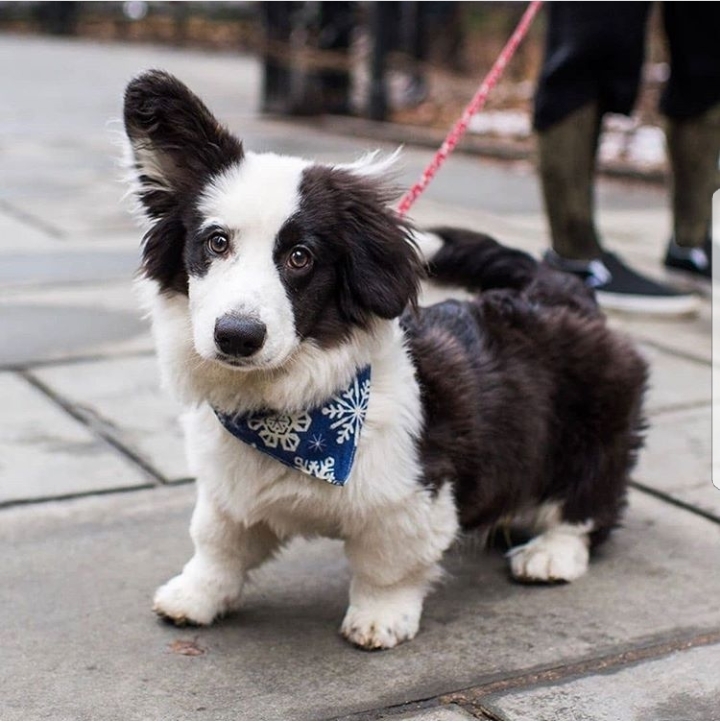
[123,70,647,650]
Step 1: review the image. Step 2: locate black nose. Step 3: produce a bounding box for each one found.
[214,315,267,358]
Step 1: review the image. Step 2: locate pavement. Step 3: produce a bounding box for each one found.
[0,35,717,721]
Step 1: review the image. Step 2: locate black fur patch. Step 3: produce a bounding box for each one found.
[272,164,424,346]
[405,228,647,544]
[123,70,244,294]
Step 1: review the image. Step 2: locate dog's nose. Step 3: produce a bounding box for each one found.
[214,315,267,358]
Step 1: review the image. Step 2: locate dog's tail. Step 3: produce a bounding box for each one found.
[413,226,600,316]
[413,226,539,293]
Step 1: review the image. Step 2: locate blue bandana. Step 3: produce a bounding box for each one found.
[214,366,371,486]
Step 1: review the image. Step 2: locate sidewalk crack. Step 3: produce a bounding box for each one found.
[440,629,720,716]
[629,479,720,525]
[18,369,168,486]
[0,198,66,240]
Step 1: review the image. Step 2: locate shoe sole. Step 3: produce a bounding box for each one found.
[662,266,712,297]
[596,289,701,317]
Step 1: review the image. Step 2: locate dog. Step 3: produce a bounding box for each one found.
[123,70,647,650]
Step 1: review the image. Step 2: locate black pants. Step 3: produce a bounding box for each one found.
[534,2,720,130]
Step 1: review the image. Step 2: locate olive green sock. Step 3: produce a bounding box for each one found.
[537,102,603,261]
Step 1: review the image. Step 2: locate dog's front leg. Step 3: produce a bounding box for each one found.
[153,488,282,626]
[341,490,458,650]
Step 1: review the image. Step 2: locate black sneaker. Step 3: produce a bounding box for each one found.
[544,249,700,316]
[663,236,711,289]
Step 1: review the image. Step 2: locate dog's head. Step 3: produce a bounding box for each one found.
[123,70,421,371]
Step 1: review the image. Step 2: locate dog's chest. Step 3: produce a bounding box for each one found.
[211,459,357,539]
[184,393,424,538]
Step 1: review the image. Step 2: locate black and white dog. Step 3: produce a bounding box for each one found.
[123,71,647,650]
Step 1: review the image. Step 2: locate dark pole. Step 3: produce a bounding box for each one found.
[260,2,294,114]
[368,2,389,121]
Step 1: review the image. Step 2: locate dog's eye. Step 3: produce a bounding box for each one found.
[207,233,229,256]
[287,245,313,271]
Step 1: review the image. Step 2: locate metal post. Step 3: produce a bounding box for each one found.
[368,2,389,121]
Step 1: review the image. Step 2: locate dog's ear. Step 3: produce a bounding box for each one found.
[340,208,423,322]
[316,167,423,322]
[123,71,243,293]
[299,165,423,323]
[123,69,243,220]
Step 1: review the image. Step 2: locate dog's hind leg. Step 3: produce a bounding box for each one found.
[153,488,282,625]
[506,504,592,583]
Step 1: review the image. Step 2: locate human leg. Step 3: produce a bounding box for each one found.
[535,2,697,314]
[661,4,720,283]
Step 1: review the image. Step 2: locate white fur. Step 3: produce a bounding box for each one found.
[412,230,445,261]
[412,229,478,307]
[335,148,403,179]
[507,521,592,583]
[189,153,311,370]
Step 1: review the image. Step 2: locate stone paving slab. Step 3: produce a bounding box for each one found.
[8,189,138,236]
[482,642,720,720]
[610,303,712,365]
[635,405,716,516]
[0,372,149,504]
[637,344,710,415]
[33,356,188,482]
[0,212,62,250]
[0,222,144,259]
[0,36,261,142]
[1,486,718,720]
[0,277,152,367]
[0,300,148,367]
[0,249,139,286]
[0,279,141,307]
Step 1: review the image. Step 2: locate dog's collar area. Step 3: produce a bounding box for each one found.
[213,366,372,485]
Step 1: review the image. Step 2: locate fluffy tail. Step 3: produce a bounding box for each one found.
[413,226,599,316]
[414,226,538,292]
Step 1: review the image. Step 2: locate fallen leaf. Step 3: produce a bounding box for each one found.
[169,638,206,656]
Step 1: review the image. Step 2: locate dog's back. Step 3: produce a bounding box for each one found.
[407,227,647,544]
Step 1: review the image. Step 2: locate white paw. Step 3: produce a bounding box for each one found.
[340,601,421,650]
[508,529,590,583]
[152,571,242,626]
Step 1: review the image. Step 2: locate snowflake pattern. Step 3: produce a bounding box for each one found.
[321,374,371,445]
[214,366,371,485]
[246,411,311,451]
[293,456,337,483]
[308,433,326,452]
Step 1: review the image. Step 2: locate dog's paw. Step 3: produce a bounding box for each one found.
[152,572,240,626]
[340,603,421,650]
[508,530,589,583]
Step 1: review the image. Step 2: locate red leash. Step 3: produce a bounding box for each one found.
[397,0,544,217]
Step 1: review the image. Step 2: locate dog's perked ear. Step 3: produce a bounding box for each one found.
[123,71,243,294]
[299,166,424,324]
[123,69,244,219]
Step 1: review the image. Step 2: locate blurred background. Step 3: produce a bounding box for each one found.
[0,0,673,178]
